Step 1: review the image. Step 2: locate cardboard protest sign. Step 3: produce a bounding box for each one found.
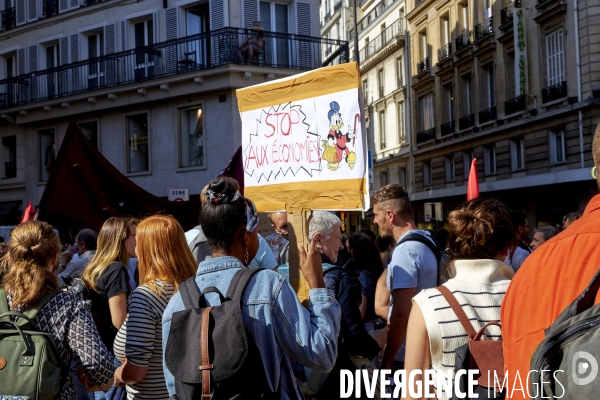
[236,62,368,213]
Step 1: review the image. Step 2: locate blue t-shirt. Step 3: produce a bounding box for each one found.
[387,229,438,362]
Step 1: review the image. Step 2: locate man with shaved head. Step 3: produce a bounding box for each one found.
[501,123,600,399]
[58,228,97,286]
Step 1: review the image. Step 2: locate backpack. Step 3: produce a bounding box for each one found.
[322,259,362,306]
[529,269,600,399]
[0,288,65,400]
[437,286,505,400]
[395,232,445,284]
[165,268,277,400]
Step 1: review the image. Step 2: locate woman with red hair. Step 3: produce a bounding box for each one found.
[112,215,198,399]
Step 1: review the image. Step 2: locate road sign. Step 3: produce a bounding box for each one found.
[168,188,189,202]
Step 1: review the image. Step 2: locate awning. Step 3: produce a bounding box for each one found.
[0,200,22,222]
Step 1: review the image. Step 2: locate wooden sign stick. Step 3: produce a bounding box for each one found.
[287,208,312,306]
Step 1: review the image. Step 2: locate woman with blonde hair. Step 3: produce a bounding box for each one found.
[1,221,114,399]
[113,215,198,399]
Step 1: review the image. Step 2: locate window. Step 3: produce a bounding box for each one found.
[511,138,525,171]
[38,129,55,182]
[442,83,453,123]
[260,1,290,65]
[378,69,384,98]
[2,136,16,178]
[380,169,388,186]
[78,121,98,149]
[460,74,472,115]
[445,156,455,182]
[419,93,434,131]
[379,110,386,149]
[126,113,149,173]
[463,151,473,178]
[420,31,428,59]
[482,64,495,108]
[180,106,205,167]
[484,145,496,175]
[5,54,15,79]
[2,54,16,106]
[423,161,431,185]
[461,3,469,33]
[87,32,105,89]
[506,51,516,98]
[546,29,565,87]
[396,56,404,87]
[397,101,405,142]
[440,15,450,45]
[134,20,155,80]
[381,23,387,43]
[45,44,59,98]
[550,129,566,164]
[398,166,407,188]
[363,79,368,103]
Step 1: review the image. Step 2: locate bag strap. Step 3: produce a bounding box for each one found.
[0,288,56,328]
[0,288,9,322]
[437,286,477,340]
[180,277,201,310]
[225,267,264,301]
[199,306,214,399]
[396,233,441,262]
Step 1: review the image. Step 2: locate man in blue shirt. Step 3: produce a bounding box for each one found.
[372,184,438,379]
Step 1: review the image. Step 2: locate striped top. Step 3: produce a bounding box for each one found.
[413,259,514,400]
[114,280,175,400]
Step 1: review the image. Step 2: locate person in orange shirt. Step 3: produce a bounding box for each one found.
[501,122,600,399]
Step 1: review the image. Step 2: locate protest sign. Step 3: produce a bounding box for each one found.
[236,62,368,213]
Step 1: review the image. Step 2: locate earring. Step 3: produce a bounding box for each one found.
[244,249,249,265]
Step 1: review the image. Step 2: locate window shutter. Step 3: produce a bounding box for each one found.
[546,30,564,87]
[152,11,159,44]
[70,33,80,91]
[59,0,69,13]
[60,36,70,94]
[556,29,564,84]
[296,2,312,68]
[69,0,79,11]
[120,20,129,81]
[209,0,225,65]
[165,7,179,73]
[104,23,117,86]
[17,48,26,76]
[16,0,26,26]
[59,37,69,65]
[28,0,38,22]
[242,0,258,28]
[28,45,38,100]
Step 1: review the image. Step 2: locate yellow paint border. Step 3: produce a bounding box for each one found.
[237,62,360,113]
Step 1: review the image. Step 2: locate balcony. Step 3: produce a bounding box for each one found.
[416,57,429,74]
[1,7,15,31]
[474,17,493,41]
[479,106,497,124]
[358,18,405,62]
[459,114,475,130]
[505,95,526,115]
[416,128,436,144]
[437,43,452,63]
[500,1,520,26]
[349,0,398,36]
[415,0,425,6]
[440,121,455,136]
[542,81,567,103]
[334,0,342,12]
[4,161,15,178]
[0,27,349,109]
[43,0,59,18]
[455,32,472,52]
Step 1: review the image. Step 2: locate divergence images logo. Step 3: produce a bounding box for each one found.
[572,351,599,386]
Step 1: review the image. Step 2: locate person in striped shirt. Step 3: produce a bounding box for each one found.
[403,198,515,400]
[113,215,198,399]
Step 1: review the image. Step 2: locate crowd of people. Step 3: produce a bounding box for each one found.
[2,126,600,400]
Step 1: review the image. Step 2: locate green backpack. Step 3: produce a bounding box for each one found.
[0,288,63,400]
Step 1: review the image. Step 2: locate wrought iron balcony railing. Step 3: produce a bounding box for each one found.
[43,0,59,17]
[359,19,404,62]
[4,161,15,178]
[415,0,425,6]
[416,128,436,144]
[479,106,497,124]
[505,95,526,115]
[474,17,493,41]
[334,0,342,12]
[437,43,452,62]
[459,113,475,130]
[0,27,349,109]
[349,0,398,37]
[441,121,455,136]
[542,81,567,103]
[455,32,472,52]
[1,7,15,31]
[417,57,429,74]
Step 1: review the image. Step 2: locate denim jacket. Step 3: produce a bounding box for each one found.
[162,256,341,400]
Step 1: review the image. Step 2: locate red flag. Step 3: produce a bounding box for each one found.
[467,158,480,201]
[20,201,36,223]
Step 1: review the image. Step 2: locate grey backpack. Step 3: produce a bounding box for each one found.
[530,269,600,399]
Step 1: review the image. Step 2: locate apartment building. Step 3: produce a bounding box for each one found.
[0,0,348,222]
[319,0,358,65]
[348,0,409,196]
[405,0,600,227]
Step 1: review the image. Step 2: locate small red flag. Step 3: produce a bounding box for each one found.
[467,158,480,201]
[20,201,36,223]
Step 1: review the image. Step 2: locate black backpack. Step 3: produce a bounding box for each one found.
[322,259,362,306]
[165,268,278,400]
[529,269,600,399]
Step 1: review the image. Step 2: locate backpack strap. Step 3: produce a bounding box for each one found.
[226,268,264,301]
[0,287,56,328]
[436,285,476,340]
[180,277,202,310]
[396,232,441,262]
[0,288,9,322]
